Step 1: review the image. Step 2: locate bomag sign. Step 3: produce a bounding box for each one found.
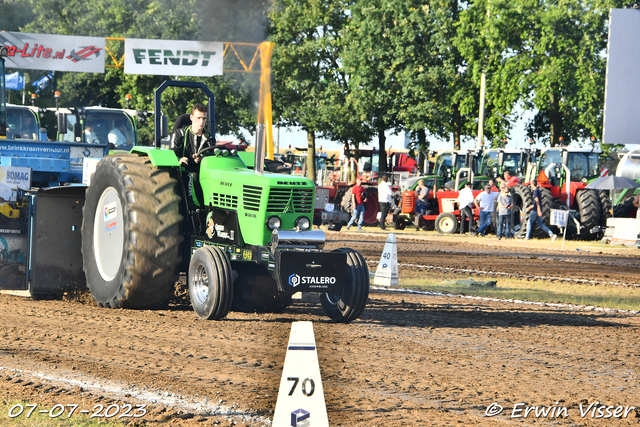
[125,38,223,77]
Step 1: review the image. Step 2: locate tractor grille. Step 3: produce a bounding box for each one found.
[243,185,262,211]
[211,193,238,209]
[267,187,314,213]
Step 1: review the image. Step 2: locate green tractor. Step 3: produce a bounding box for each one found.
[476,148,537,184]
[81,81,369,322]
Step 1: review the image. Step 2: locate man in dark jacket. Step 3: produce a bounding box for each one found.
[170,103,213,207]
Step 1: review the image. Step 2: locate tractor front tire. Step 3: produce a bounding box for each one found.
[188,246,234,320]
[320,248,369,323]
[576,189,603,240]
[435,212,458,234]
[81,153,183,309]
[512,184,533,238]
[392,213,407,230]
[538,187,555,233]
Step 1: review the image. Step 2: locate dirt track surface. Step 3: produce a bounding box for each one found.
[1,231,640,426]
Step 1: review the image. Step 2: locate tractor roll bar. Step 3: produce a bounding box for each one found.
[153,80,216,148]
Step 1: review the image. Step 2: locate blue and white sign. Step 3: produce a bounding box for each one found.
[0,166,32,202]
[5,72,24,90]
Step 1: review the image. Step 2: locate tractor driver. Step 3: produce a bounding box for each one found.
[19,115,37,140]
[108,119,128,148]
[170,103,213,207]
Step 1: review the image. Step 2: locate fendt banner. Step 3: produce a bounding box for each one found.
[0,32,105,73]
[124,38,224,77]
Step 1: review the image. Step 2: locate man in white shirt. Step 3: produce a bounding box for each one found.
[457,181,475,235]
[377,175,393,230]
[474,184,498,236]
[84,120,99,144]
[108,120,128,148]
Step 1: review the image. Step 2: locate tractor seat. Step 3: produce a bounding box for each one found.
[172,114,192,133]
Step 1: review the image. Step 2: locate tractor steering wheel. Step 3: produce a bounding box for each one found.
[197,145,231,157]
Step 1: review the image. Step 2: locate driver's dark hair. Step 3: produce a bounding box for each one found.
[192,103,207,114]
[532,179,538,186]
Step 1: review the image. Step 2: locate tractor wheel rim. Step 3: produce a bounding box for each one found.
[192,264,209,304]
[93,187,124,281]
[440,218,454,232]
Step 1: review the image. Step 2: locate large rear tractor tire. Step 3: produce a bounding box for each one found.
[320,248,369,323]
[188,246,234,320]
[598,190,612,226]
[538,187,555,235]
[435,212,458,234]
[511,184,533,238]
[576,189,603,240]
[81,153,183,309]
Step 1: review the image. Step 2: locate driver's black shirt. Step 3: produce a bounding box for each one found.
[170,125,213,172]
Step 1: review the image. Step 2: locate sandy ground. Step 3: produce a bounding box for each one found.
[1,231,639,426]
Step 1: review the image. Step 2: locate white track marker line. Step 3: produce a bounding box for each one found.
[0,365,271,426]
[369,285,639,315]
[367,259,640,288]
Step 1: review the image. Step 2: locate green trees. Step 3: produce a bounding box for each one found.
[270,0,365,182]
[459,0,621,147]
[516,0,620,147]
[270,0,620,153]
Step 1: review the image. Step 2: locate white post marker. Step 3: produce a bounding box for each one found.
[273,322,329,427]
[373,233,399,286]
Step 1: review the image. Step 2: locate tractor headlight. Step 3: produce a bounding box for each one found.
[581,177,588,184]
[266,216,281,230]
[295,216,311,231]
[213,148,221,156]
[230,149,237,156]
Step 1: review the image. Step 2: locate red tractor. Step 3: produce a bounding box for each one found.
[394,170,485,233]
[510,147,609,239]
[322,147,419,227]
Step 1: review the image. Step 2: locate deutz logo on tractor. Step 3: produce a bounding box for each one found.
[132,49,217,67]
[284,196,296,214]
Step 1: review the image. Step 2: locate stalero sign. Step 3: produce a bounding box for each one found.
[124,38,223,77]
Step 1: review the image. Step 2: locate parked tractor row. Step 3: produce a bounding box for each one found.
[382,146,615,240]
